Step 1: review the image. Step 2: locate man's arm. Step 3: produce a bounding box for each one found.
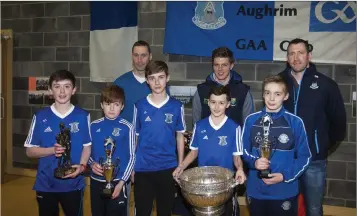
[242,91,254,122]
[327,81,347,146]
[176,132,185,164]
[192,91,202,125]
[26,147,55,158]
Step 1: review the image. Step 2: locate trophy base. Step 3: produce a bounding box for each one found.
[192,205,225,216]
[101,188,114,198]
[259,169,272,179]
[54,167,76,178]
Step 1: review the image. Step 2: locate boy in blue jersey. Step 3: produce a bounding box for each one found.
[173,85,246,216]
[133,60,186,216]
[88,85,135,216]
[241,75,311,216]
[24,70,91,216]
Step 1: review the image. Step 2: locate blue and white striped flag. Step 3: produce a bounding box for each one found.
[90,2,138,82]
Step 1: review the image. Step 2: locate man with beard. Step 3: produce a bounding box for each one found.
[279,38,346,216]
[114,40,152,216]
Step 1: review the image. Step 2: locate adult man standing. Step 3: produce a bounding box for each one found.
[192,47,254,126]
[114,40,152,123]
[279,38,346,216]
[113,40,152,216]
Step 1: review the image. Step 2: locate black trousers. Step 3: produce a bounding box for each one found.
[90,178,127,216]
[36,189,83,216]
[247,196,298,216]
[134,168,176,216]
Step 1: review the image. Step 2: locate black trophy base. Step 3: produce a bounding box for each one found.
[54,167,76,178]
[101,188,114,198]
[259,169,272,179]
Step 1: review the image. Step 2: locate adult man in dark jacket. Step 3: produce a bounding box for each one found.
[192,47,254,126]
[279,38,346,216]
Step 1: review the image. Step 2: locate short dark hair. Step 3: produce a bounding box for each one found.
[49,70,76,87]
[212,47,235,64]
[145,60,169,78]
[132,40,151,54]
[263,75,288,94]
[208,85,231,101]
[100,85,125,105]
[287,38,311,54]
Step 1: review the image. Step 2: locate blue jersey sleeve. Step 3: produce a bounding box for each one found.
[118,122,136,182]
[241,117,259,169]
[189,123,198,150]
[24,114,41,147]
[281,116,311,183]
[132,105,140,135]
[176,105,186,133]
[83,113,92,146]
[233,126,243,156]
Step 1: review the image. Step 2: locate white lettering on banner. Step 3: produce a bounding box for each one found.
[315,1,356,24]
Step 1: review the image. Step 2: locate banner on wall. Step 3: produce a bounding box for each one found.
[163,1,356,64]
[90,2,138,82]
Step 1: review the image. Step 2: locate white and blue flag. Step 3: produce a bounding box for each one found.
[164,1,356,64]
[90,2,138,82]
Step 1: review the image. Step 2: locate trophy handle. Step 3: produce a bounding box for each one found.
[229,179,240,190]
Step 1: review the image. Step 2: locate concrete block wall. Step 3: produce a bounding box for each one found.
[2,1,356,207]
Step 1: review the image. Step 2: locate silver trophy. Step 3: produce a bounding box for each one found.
[258,114,275,179]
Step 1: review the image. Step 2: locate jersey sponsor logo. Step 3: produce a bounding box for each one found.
[69,122,79,133]
[281,201,291,210]
[112,128,121,137]
[145,116,151,122]
[44,126,52,132]
[165,113,173,124]
[96,128,101,132]
[218,136,228,146]
[201,129,206,133]
[278,133,289,144]
[203,135,208,140]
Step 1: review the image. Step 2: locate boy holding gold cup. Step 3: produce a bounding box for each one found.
[241,75,311,216]
[89,85,135,216]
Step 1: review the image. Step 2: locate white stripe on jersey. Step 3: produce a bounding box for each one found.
[189,124,198,150]
[119,119,136,182]
[24,115,38,147]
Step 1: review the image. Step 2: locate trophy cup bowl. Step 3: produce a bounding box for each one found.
[258,140,273,179]
[102,163,115,198]
[178,166,239,216]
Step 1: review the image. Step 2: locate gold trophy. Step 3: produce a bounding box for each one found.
[54,123,76,178]
[99,137,120,198]
[258,114,275,179]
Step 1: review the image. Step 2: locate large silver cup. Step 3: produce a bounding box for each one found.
[177,166,239,216]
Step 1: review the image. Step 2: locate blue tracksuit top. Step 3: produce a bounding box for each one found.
[242,107,311,200]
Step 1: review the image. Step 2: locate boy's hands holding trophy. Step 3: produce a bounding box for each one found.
[91,162,104,176]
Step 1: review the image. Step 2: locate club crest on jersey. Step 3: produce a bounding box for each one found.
[69,122,79,133]
[165,113,173,124]
[218,136,227,146]
[231,98,237,106]
[112,128,121,137]
[310,82,319,89]
[255,132,263,144]
[204,98,209,104]
[278,133,289,144]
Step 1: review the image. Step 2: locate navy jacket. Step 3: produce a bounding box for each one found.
[242,107,311,199]
[279,63,346,161]
[197,71,250,126]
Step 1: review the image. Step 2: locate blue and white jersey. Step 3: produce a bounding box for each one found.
[190,116,242,171]
[89,116,135,183]
[24,104,91,192]
[242,107,311,200]
[133,95,186,172]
